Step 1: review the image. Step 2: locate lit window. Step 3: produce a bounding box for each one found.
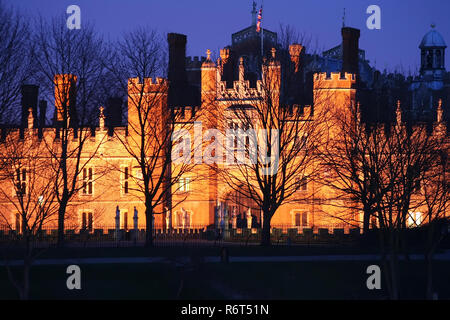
[15,168,27,196]
[122,167,129,194]
[179,177,191,192]
[134,167,143,180]
[82,168,93,195]
[408,211,423,228]
[294,212,308,227]
[121,210,128,231]
[296,176,308,191]
[15,213,21,232]
[81,211,93,232]
[294,134,308,151]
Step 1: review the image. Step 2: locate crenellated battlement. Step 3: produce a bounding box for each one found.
[186,56,206,69]
[313,72,356,89]
[174,106,196,121]
[216,77,264,101]
[128,77,168,94]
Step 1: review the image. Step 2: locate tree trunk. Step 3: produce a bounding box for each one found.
[57,201,68,248]
[363,207,371,234]
[145,205,154,247]
[260,211,271,246]
[20,261,30,300]
[388,230,400,300]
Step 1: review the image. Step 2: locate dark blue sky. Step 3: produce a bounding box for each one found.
[6,0,450,73]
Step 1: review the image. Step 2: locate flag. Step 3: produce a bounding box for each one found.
[256,7,262,33]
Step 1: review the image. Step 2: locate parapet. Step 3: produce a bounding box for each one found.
[167,33,187,47]
[186,56,206,69]
[314,72,356,89]
[128,77,168,94]
[174,106,195,121]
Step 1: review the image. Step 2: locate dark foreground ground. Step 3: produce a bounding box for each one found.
[1,246,449,300]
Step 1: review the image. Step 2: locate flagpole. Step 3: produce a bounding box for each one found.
[261,0,264,57]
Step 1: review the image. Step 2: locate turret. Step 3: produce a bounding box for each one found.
[201,49,217,111]
[263,48,281,107]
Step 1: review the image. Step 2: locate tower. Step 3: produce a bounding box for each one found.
[411,25,448,112]
[420,24,447,78]
[54,74,77,126]
[201,49,217,115]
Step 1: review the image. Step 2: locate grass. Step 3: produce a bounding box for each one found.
[0,243,387,260]
[1,260,449,300]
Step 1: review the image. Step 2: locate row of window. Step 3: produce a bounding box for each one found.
[11,209,193,232]
[12,168,311,197]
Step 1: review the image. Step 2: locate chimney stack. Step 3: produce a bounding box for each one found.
[167,33,188,107]
[21,85,39,129]
[289,44,304,73]
[106,97,123,127]
[341,27,360,75]
[54,74,77,126]
[39,100,47,128]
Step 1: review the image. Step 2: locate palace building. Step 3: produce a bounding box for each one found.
[0,5,448,234]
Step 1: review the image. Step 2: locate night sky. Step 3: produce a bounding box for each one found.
[5,0,450,73]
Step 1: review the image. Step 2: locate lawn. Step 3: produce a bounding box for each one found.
[1,260,449,300]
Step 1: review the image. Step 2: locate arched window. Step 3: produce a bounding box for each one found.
[436,50,442,68]
[426,50,433,68]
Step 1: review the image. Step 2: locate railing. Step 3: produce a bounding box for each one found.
[0,224,362,248]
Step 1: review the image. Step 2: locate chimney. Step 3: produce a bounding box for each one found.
[39,100,47,128]
[106,97,123,127]
[167,33,188,107]
[341,27,360,75]
[21,85,39,128]
[54,74,77,126]
[289,44,304,73]
[27,108,34,129]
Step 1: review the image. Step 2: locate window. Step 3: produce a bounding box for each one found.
[294,212,308,227]
[15,213,21,232]
[82,168,93,195]
[179,177,191,192]
[80,211,93,232]
[134,167,143,180]
[296,176,308,191]
[176,210,191,228]
[370,217,378,229]
[122,166,129,195]
[414,179,422,194]
[294,134,308,151]
[15,168,27,196]
[408,211,423,228]
[121,210,128,231]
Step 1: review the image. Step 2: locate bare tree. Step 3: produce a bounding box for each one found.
[0,2,34,125]
[0,127,58,300]
[33,16,109,247]
[321,98,446,299]
[420,104,449,299]
[105,28,197,247]
[207,40,328,245]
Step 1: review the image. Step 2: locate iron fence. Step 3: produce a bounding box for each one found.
[0,224,362,248]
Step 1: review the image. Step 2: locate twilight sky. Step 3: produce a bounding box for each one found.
[5,0,450,73]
